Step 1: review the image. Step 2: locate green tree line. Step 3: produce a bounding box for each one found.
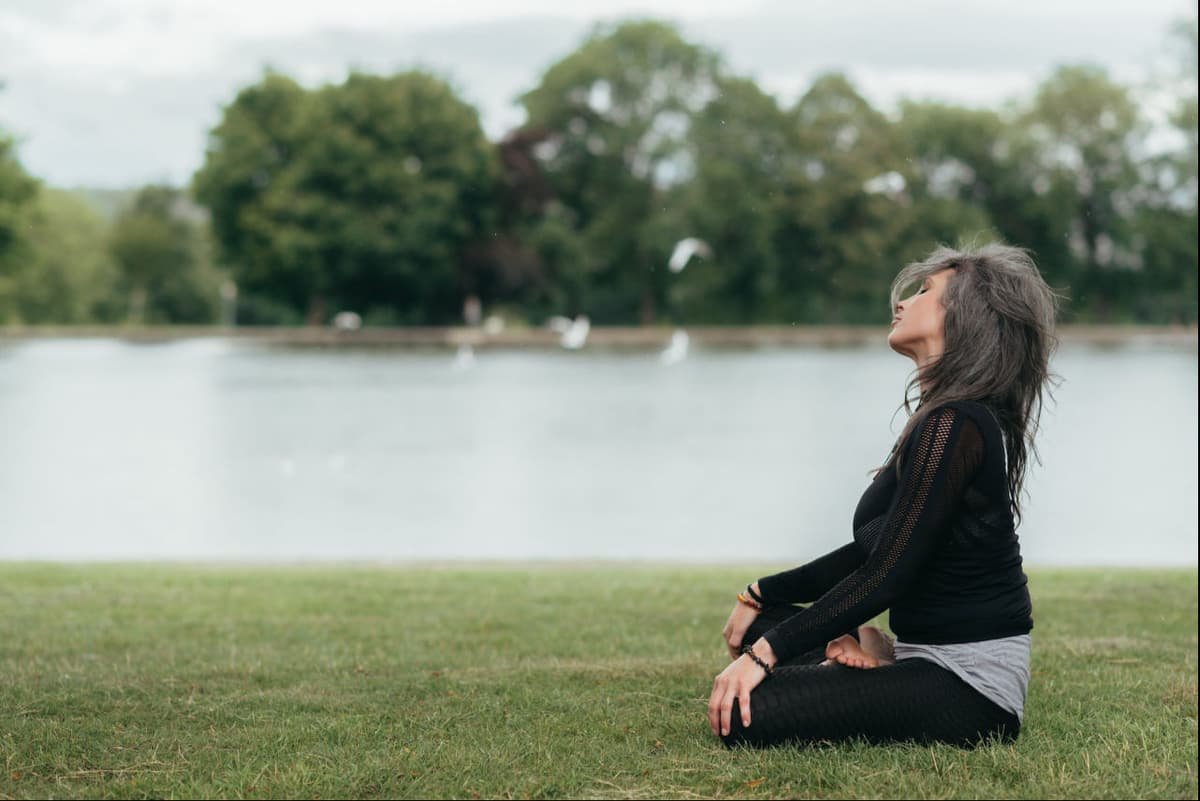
[1,19,1195,327]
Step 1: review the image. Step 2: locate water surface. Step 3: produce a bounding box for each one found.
[0,338,1194,566]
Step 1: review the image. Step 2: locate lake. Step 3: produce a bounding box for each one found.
[0,336,1195,566]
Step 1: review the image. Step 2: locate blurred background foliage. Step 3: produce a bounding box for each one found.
[0,18,1195,327]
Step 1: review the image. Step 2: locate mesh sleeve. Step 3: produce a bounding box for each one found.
[756,542,866,605]
[760,406,985,664]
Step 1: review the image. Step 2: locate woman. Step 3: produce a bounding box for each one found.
[708,242,1062,749]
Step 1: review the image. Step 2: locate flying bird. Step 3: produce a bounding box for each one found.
[668,238,712,273]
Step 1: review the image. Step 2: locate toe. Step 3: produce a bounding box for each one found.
[826,635,852,659]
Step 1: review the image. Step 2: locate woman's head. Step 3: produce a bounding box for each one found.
[887,265,955,371]
[883,242,1067,527]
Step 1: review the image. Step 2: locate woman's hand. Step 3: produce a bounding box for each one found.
[708,651,769,737]
[722,596,760,659]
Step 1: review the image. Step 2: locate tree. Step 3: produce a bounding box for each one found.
[195,69,498,325]
[1015,66,1146,322]
[774,73,909,323]
[289,71,498,325]
[108,185,221,324]
[479,129,586,322]
[1131,17,1198,323]
[18,189,121,323]
[676,76,789,322]
[0,130,39,323]
[518,20,724,323]
[892,101,1003,250]
[193,71,310,324]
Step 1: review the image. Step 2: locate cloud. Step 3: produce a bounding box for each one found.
[0,0,1190,186]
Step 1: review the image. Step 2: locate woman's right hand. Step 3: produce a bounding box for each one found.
[722,597,761,660]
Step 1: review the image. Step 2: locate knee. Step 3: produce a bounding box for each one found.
[717,697,771,749]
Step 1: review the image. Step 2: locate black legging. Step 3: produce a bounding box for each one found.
[721,604,1021,749]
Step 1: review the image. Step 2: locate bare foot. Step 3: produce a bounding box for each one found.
[857,625,895,662]
[821,634,858,666]
[821,626,895,669]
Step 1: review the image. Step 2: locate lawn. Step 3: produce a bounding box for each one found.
[0,563,1195,799]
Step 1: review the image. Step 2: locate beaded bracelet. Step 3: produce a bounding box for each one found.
[741,644,774,677]
[736,591,762,611]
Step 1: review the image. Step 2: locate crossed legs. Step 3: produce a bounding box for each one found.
[724,604,1019,749]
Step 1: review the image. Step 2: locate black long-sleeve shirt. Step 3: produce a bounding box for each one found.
[756,400,1033,664]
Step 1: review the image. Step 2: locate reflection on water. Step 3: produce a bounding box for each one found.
[0,337,1195,565]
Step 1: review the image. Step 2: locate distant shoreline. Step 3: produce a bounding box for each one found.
[1,323,1196,347]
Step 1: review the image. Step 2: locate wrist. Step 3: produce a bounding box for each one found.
[736,590,763,613]
[740,642,775,677]
[751,637,778,669]
[745,581,765,605]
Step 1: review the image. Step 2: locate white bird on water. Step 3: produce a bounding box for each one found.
[332,311,362,331]
[451,344,476,371]
[560,315,590,350]
[660,329,689,365]
[545,315,573,335]
[668,237,712,273]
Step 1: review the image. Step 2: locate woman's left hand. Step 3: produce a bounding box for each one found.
[707,651,769,737]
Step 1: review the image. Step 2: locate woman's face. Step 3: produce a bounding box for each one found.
[888,267,954,364]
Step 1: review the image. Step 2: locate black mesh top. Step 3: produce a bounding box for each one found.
[756,400,1033,664]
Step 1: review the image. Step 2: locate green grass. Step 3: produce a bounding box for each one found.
[0,564,1195,799]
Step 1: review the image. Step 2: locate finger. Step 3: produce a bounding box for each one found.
[740,688,752,728]
[721,690,734,737]
[708,688,721,735]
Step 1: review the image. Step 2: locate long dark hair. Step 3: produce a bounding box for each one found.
[877,242,1067,528]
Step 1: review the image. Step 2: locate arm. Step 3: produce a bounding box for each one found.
[722,541,864,660]
[755,542,866,606]
[755,406,985,665]
[724,544,865,659]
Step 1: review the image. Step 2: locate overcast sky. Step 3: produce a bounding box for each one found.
[0,0,1193,188]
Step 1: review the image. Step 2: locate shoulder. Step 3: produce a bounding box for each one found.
[907,401,992,452]
[933,400,1002,440]
[893,400,997,467]
[915,401,1003,468]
